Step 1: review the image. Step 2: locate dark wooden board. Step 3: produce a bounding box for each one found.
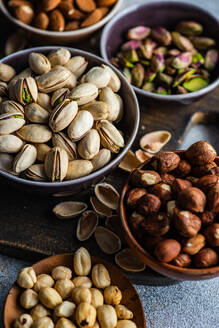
[0,13,219,285]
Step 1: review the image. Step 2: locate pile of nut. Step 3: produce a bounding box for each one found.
[7,0,118,31]
[0,48,125,182]
[110,21,218,94]
[14,247,137,328]
[126,140,219,268]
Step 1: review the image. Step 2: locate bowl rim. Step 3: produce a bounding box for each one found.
[120,153,219,279]
[0,0,123,37]
[0,46,140,188]
[100,0,219,101]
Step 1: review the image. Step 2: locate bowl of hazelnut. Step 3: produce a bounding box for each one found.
[120,140,219,280]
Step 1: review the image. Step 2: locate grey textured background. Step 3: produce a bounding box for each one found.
[1,0,219,327]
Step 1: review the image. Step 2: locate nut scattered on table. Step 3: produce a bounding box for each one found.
[0,48,125,182]
[14,247,136,328]
[110,21,218,94]
[125,140,219,268]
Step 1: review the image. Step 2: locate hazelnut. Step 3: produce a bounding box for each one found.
[182,234,206,255]
[194,248,218,268]
[52,266,72,280]
[126,187,147,208]
[14,314,33,328]
[34,274,54,292]
[171,253,192,268]
[131,169,161,187]
[142,212,170,236]
[54,278,74,299]
[161,173,175,186]
[20,289,39,309]
[175,160,191,177]
[177,187,206,213]
[151,151,180,173]
[17,267,37,289]
[185,140,216,165]
[154,239,181,262]
[150,183,172,202]
[137,193,161,216]
[166,200,176,218]
[104,286,122,305]
[204,223,219,247]
[200,211,215,226]
[197,175,219,193]
[174,209,201,237]
[172,178,192,194]
[192,162,217,177]
[208,185,219,212]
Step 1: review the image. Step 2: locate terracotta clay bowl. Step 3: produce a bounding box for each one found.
[4,253,146,328]
[120,153,219,281]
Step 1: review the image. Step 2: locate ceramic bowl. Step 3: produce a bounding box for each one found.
[120,153,219,281]
[0,46,139,194]
[101,1,219,105]
[0,0,123,45]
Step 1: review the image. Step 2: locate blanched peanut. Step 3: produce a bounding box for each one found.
[92,264,111,289]
[76,302,96,328]
[52,266,72,280]
[72,276,92,288]
[54,279,74,299]
[104,286,122,305]
[20,289,39,309]
[73,247,91,276]
[32,316,54,328]
[34,274,54,292]
[14,314,33,328]
[54,300,76,318]
[72,286,92,304]
[97,305,117,328]
[39,287,62,309]
[90,288,104,308]
[17,267,37,289]
[116,320,137,328]
[56,318,76,328]
[30,303,51,320]
[115,305,133,320]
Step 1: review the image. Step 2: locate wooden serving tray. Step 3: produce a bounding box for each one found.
[0,13,218,285]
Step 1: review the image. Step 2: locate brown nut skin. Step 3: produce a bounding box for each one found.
[171,253,192,268]
[154,239,181,263]
[204,223,219,247]
[129,211,145,240]
[185,140,216,166]
[151,151,180,173]
[173,208,201,237]
[186,176,199,186]
[137,193,161,216]
[197,175,219,193]
[142,212,170,236]
[192,162,217,177]
[208,185,219,212]
[177,187,206,213]
[182,234,206,255]
[194,248,218,268]
[126,188,147,208]
[150,183,172,203]
[174,160,191,177]
[161,173,175,186]
[200,211,215,226]
[172,179,192,194]
[141,235,163,253]
[131,169,161,187]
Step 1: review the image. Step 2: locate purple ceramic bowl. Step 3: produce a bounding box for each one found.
[0,47,139,194]
[101,1,219,105]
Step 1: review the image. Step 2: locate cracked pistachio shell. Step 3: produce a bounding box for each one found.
[17,124,52,143]
[91,148,111,171]
[51,88,69,107]
[68,83,98,106]
[67,110,94,142]
[78,129,100,160]
[45,146,68,182]
[65,56,88,78]
[28,52,51,75]
[0,153,13,172]
[0,100,24,115]
[64,71,77,89]
[115,248,146,272]
[0,134,23,153]
[96,120,124,153]
[52,132,77,161]
[15,77,38,105]
[35,143,51,162]
[82,66,111,89]
[140,130,171,153]
[97,305,117,328]
[99,87,123,122]
[0,82,8,97]
[95,182,119,210]
[118,150,141,172]
[36,68,71,93]
[90,196,113,217]
[95,226,121,254]
[13,144,37,173]
[171,32,194,51]
[48,48,71,67]
[37,93,52,113]
[77,210,99,241]
[66,160,93,180]
[74,247,91,276]
[53,201,87,219]
[0,63,16,82]
[25,103,50,124]
[26,164,47,182]
[49,99,78,132]
[80,101,109,121]
[0,112,25,135]
[101,64,121,92]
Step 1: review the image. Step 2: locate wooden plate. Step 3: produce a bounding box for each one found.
[4,253,146,327]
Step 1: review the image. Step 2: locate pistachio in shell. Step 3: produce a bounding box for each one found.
[0,153,14,172]
[53,201,88,219]
[94,182,119,210]
[26,164,47,182]
[65,56,88,78]
[0,134,23,153]
[183,76,209,92]
[135,149,153,163]
[35,143,51,162]
[115,248,146,272]
[37,93,52,113]
[25,103,50,124]
[0,112,25,135]
[99,87,123,122]
[91,149,111,172]
[96,120,125,154]
[45,146,68,182]
[36,68,72,93]
[52,132,77,161]
[28,52,51,75]
[77,210,99,241]
[15,77,38,105]
[0,63,16,82]
[78,129,100,160]
[0,82,8,97]
[95,226,121,255]
[80,101,109,121]
[66,160,93,180]
[13,144,37,174]
[82,66,111,89]
[68,83,98,106]
[51,88,69,107]
[140,130,171,154]
[0,100,24,115]
[48,48,71,67]
[118,150,141,173]
[16,124,52,143]
[105,215,126,244]
[90,196,113,217]
[67,110,94,142]
[49,99,78,132]
[101,64,121,92]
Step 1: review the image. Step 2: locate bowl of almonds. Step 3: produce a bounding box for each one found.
[120,140,219,280]
[0,0,123,44]
[4,247,146,328]
[0,46,139,193]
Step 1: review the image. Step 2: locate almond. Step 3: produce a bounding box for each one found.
[42,0,62,12]
[34,12,49,30]
[49,9,65,31]
[81,8,104,27]
[65,21,80,31]
[8,0,31,8]
[58,1,75,18]
[75,0,96,13]
[14,4,34,25]
[68,9,86,20]
[98,6,109,17]
[98,0,118,6]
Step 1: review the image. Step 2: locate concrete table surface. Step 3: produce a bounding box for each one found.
[1,0,219,327]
